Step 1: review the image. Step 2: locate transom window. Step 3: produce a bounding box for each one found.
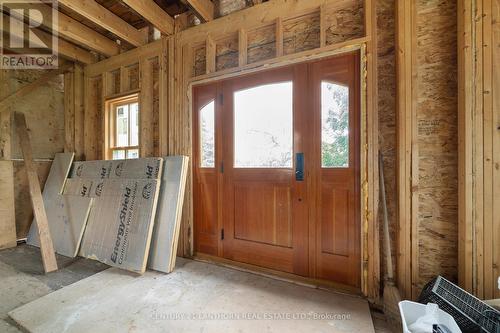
[106,95,139,160]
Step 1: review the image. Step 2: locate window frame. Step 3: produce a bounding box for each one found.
[104,93,140,160]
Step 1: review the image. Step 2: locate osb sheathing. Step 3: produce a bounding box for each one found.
[247,24,276,64]
[324,0,365,45]
[283,13,321,55]
[376,0,397,284]
[1,69,65,239]
[215,34,239,71]
[415,0,458,291]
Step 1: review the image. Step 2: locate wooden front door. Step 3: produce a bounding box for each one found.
[193,52,361,288]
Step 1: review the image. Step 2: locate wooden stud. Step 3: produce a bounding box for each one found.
[482,0,494,300]
[122,0,175,35]
[64,67,75,153]
[396,0,413,300]
[275,17,284,57]
[120,67,130,93]
[74,64,85,161]
[364,0,379,301]
[58,0,147,47]
[14,112,58,273]
[238,28,248,67]
[140,58,155,157]
[206,36,216,74]
[320,4,327,47]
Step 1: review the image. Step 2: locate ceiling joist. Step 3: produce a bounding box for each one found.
[185,0,214,22]
[122,0,175,36]
[58,0,147,47]
[2,13,95,64]
[2,1,120,57]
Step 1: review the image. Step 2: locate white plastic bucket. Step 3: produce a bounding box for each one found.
[398,300,462,333]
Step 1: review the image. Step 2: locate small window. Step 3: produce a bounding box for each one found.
[321,82,349,168]
[233,82,293,168]
[107,95,139,160]
[199,100,215,168]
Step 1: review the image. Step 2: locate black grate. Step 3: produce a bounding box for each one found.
[418,276,500,333]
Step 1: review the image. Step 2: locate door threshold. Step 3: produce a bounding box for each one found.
[192,253,363,298]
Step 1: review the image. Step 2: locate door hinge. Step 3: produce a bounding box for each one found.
[220,161,224,173]
[221,228,225,240]
[219,93,224,105]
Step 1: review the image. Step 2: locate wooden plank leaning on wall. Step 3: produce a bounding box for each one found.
[14,112,58,273]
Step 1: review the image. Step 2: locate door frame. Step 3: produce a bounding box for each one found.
[188,44,374,296]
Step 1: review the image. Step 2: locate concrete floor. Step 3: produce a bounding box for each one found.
[0,244,108,332]
[1,244,390,333]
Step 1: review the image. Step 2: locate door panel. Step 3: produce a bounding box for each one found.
[321,186,350,257]
[193,84,220,257]
[193,52,361,288]
[233,183,292,248]
[222,66,309,276]
[312,53,361,287]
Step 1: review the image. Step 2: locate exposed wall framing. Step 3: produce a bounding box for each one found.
[458,0,500,300]
[397,0,459,299]
[1,69,66,240]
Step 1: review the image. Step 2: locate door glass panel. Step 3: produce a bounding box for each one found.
[116,105,129,147]
[130,102,139,146]
[200,100,215,168]
[234,82,293,168]
[321,82,349,168]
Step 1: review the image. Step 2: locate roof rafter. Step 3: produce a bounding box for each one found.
[2,1,120,57]
[185,0,214,22]
[2,13,95,64]
[122,0,174,35]
[58,0,147,47]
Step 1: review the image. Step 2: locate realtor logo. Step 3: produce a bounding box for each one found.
[0,0,58,69]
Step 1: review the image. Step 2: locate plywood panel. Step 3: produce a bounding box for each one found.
[376,0,396,291]
[215,34,239,71]
[0,161,16,249]
[8,71,65,160]
[415,0,458,292]
[193,45,207,77]
[283,12,321,55]
[324,0,364,45]
[247,24,277,64]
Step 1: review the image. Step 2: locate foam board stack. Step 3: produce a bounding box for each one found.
[27,154,189,275]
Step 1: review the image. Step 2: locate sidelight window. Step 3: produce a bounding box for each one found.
[321,82,349,168]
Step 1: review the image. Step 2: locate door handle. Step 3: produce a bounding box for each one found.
[295,153,304,181]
